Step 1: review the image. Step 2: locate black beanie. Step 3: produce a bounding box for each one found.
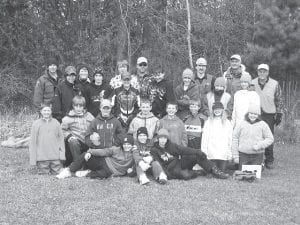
[212,101,224,110]
[137,127,148,137]
[122,135,134,145]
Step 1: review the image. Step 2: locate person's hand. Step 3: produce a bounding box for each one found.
[68,136,77,143]
[183,95,190,100]
[127,167,133,174]
[143,156,153,164]
[84,152,91,161]
[161,154,168,161]
[253,144,260,151]
[275,113,282,126]
[139,161,151,171]
[90,132,100,145]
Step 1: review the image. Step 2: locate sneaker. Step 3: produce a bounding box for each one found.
[265,161,274,169]
[211,166,230,179]
[158,172,168,185]
[75,170,91,178]
[139,174,150,185]
[56,168,72,179]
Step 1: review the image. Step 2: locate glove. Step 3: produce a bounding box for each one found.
[139,160,151,171]
[275,113,282,126]
[84,152,91,161]
[90,132,101,146]
[143,156,153,164]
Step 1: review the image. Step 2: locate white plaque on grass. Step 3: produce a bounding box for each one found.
[242,165,262,179]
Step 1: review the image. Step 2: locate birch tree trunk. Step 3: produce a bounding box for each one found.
[186,0,193,69]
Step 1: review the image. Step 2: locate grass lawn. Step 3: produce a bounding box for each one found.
[0,144,299,225]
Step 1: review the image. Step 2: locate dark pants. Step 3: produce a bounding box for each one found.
[69,153,112,179]
[167,154,214,180]
[211,160,227,172]
[187,137,202,149]
[239,152,264,170]
[261,113,275,163]
[65,139,89,167]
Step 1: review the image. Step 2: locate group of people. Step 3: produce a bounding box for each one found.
[29,54,283,185]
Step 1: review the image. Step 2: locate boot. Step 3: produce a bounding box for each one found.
[211,166,230,179]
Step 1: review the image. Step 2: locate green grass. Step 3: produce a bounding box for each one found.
[0,144,299,225]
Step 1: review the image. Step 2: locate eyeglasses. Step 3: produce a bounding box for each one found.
[138,62,147,67]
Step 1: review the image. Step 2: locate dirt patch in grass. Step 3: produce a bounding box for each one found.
[0,144,299,225]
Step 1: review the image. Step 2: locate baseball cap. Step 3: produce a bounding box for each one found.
[65,66,76,76]
[257,64,269,71]
[230,54,241,62]
[137,57,148,65]
[196,57,207,66]
[100,99,112,109]
[121,72,131,80]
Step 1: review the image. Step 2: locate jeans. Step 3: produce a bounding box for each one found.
[211,159,227,172]
[261,113,275,163]
[37,160,62,174]
[66,138,89,166]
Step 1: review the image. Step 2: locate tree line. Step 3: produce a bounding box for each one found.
[0,0,299,110]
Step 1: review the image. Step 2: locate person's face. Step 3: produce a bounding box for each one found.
[123,79,131,89]
[48,64,57,73]
[137,62,148,74]
[94,74,103,85]
[40,106,52,119]
[79,68,89,81]
[189,104,200,116]
[100,106,112,117]
[73,104,84,114]
[158,136,168,147]
[66,74,76,84]
[258,69,269,83]
[118,65,128,75]
[182,76,192,86]
[248,113,259,122]
[196,64,206,74]
[154,72,165,83]
[137,133,148,144]
[230,59,241,70]
[140,103,151,115]
[166,104,177,116]
[213,108,223,117]
[123,143,132,152]
[240,81,250,90]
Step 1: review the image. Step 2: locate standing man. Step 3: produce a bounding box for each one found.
[252,64,283,169]
[223,54,250,95]
[194,57,214,97]
[135,57,154,99]
[33,56,61,111]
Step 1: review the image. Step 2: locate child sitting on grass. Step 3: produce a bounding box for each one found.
[56,134,134,179]
[61,95,94,166]
[183,100,206,149]
[29,103,65,175]
[151,128,230,180]
[133,127,167,185]
[232,103,274,169]
[201,102,233,172]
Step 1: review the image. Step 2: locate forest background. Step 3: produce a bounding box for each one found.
[0,0,299,138]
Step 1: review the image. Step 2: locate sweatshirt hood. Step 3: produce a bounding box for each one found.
[136,112,156,119]
[96,113,114,121]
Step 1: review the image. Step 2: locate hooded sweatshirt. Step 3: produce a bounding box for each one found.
[150,78,176,118]
[232,117,274,159]
[132,139,153,165]
[86,82,112,117]
[156,115,188,146]
[61,109,95,142]
[85,114,125,148]
[128,112,159,140]
[223,66,250,95]
[174,81,200,120]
